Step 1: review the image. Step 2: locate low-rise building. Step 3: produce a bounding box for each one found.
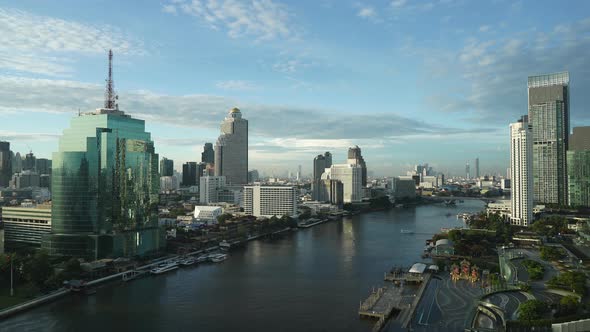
[194,206,223,224]
[1,202,51,247]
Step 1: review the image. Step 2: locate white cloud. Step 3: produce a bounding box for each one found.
[391,0,407,8]
[357,6,377,19]
[215,80,259,90]
[0,8,145,76]
[479,25,490,32]
[163,0,295,41]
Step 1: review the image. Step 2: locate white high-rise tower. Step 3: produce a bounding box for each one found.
[510,116,533,227]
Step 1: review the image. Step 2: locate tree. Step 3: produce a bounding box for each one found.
[217,213,233,225]
[518,299,548,321]
[558,295,579,316]
[22,250,53,290]
[59,258,83,281]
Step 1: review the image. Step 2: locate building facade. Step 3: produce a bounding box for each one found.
[201,143,214,164]
[528,72,569,205]
[182,162,198,186]
[243,185,297,218]
[567,126,590,207]
[347,146,367,186]
[312,152,332,200]
[199,176,226,204]
[214,108,248,185]
[329,164,363,203]
[160,157,174,177]
[510,116,533,227]
[0,141,11,187]
[2,203,51,247]
[41,51,164,260]
[10,170,40,189]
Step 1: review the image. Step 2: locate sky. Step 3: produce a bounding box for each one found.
[1,0,589,177]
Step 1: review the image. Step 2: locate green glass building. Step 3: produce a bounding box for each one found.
[567,126,590,208]
[42,51,164,260]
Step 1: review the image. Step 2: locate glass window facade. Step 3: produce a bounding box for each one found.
[42,111,164,260]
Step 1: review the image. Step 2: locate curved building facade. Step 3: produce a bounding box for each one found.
[42,110,164,259]
[214,108,248,185]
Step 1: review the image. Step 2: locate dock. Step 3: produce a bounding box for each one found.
[358,286,404,331]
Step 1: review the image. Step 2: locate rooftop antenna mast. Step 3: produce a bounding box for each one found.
[104,49,118,109]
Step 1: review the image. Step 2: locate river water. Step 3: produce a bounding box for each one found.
[0,200,484,332]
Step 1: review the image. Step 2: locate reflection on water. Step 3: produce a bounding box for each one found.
[0,200,485,332]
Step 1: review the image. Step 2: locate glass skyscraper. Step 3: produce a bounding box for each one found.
[528,71,569,205]
[567,126,590,207]
[42,51,164,260]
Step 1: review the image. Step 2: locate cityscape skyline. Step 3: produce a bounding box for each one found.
[2,2,590,176]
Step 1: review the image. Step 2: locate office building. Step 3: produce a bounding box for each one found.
[567,126,590,207]
[510,116,533,227]
[182,162,198,186]
[41,50,164,260]
[316,177,344,206]
[12,152,22,174]
[200,176,226,204]
[36,158,52,175]
[475,157,480,179]
[23,152,36,171]
[528,72,569,205]
[2,203,51,247]
[465,162,470,179]
[10,170,40,189]
[328,164,363,203]
[201,143,214,164]
[160,176,179,192]
[391,177,416,199]
[248,170,259,183]
[312,152,333,200]
[0,141,11,187]
[214,107,248,185]
[347,146,367,186]
[160,157,174,177]
[243,185,297,218]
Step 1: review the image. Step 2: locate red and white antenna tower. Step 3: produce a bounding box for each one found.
[104,49,118,109]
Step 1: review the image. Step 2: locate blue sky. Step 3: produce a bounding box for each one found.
[1,0,589,177]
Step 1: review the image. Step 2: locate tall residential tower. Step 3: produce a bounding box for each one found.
[510,116,533,227]
[528,72,569,205]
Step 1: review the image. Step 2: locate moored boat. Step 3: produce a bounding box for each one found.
[150,262,179,274]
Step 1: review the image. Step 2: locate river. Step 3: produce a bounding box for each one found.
[0,200,485,332]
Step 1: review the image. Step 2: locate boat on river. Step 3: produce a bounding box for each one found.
[209,253,227,263]
[150,262,179,274]
[400,229,414,234]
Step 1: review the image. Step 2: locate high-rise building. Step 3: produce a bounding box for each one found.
[297,165,301,181]
[214,107,248,185]
[567,126,590,207]
[201,143,214,164]
[347,146,367,186]
[243,185,297,218]
[510,116,533,227]
[312,152,332,200]
[248,169,259,183]
[23,152,36,171]
[0,141,11,187]
[199,176,226,204]
[160,176,179,192]
[465,162,470,179]
[475,157,480,179]
[36,158,52,175]
[160,157,174,177]
[182,162,198,186]
[41,50,164,260]
[10,170,40,189]
[12,152,22,174]
[528,72,569,205]
[327,164,363,203]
